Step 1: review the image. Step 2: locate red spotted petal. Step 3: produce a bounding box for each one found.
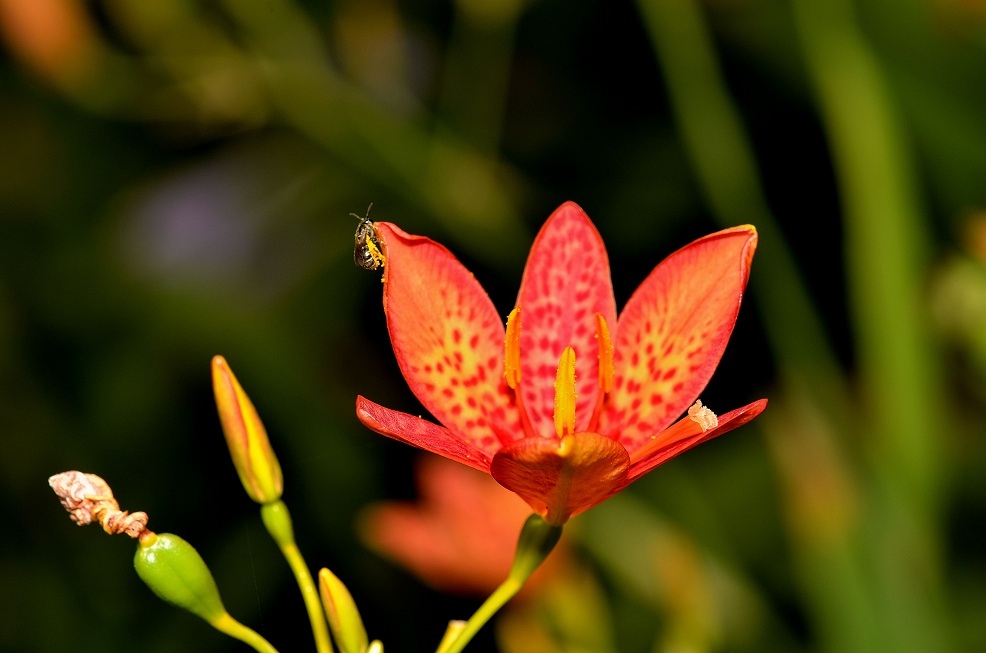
[356,396,493,472]
[627,398,767,481]
[600,226,758,449]
[515,203,617,438]
[490,432,630,525]
[375,222,519,452]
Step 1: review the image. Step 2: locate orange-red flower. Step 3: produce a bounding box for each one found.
[357,202,766,525]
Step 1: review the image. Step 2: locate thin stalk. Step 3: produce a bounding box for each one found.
[791,1,949,650]
[438,515,562,653]
[212,612,282,653]
[262,500,334,653]
[439,577,524,653]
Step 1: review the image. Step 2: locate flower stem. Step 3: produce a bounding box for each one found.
[437,514,562,653]
[261,500,334,653]
[211,612,281,653]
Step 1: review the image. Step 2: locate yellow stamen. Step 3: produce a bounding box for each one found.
[629,400,718,464]
[502,307,539,439]
[554,346,578,437]
[504,307,522,389]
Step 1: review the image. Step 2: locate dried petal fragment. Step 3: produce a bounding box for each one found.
[49,471,149,538]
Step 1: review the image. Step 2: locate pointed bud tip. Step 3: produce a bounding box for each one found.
[319,568,369,653]
[210,357,283,504]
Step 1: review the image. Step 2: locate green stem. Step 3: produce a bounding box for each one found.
[791,1,949,651]
[211,612,282,653]
[262,500,334,653]
[436,0,522,155]
[791,0,942,515]
[438,514,562,653]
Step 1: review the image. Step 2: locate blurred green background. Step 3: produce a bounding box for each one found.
[3,0,986,651]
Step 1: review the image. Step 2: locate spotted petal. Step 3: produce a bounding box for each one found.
[375,223,519,452]
[490,432,630,525]
[600,225,758,450]
[356,396,493,472]
[515,203,617,438]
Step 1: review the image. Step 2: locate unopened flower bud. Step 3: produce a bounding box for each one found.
[319,568,369,653]
[211,356,283,504]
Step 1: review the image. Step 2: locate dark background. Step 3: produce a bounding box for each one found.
[2,0,985,651]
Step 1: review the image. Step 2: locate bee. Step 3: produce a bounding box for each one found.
[353,204,386,270]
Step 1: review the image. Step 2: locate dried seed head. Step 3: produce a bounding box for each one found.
[49,471,150,539]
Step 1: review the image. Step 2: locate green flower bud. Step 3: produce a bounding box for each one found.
[134,532,226,623]
[319,568,369,653]
[212,356,283,504]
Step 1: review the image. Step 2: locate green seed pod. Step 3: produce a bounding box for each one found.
[134,533,227,624]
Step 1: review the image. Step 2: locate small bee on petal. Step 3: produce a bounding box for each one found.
[353,204,386,271]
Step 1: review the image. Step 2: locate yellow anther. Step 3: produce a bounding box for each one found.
[594,313,614,393]
[554,346,578,437]
[504,307,522,389]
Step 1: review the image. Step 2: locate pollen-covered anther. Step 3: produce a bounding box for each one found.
[688,400,718,431]
[504,307,537,439]
[504,307,522,390]
[628,399,720,465]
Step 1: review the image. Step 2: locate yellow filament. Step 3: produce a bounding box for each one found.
[554,346,577,437]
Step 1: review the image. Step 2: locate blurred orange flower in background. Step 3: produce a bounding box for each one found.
[0,0,101,89]
[360,455,567,596]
